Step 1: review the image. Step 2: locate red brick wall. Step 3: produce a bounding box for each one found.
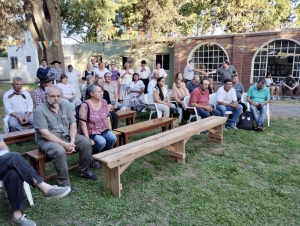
[174,30,300,94]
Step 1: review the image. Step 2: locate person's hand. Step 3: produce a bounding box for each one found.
[89,139,95,146]
[114,104,118,109]
[64,142,76,154]
[203,106,211,112]
[18,116,26,125]
[251,102,258,107]
[137,94,141,99]
[22,116,29,124]
[181,101,185,107]
[288,86,293,90]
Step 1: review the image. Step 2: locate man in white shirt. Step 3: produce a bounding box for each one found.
[3,77,34,146]
[147,70,160,94]
[91,57,98,70]
[136,60,151,93]
[215,78,242,131]
[183,60,207,84]
[66,64,81,99]
[92,62,110,78]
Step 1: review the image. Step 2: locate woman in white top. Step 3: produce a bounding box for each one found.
[123,73,145,112]
[56,74,82,112]
[152,63,167,78]
[93,62,110,78]
[119,62,134,101]
[265,72,280,100]
[65,65,81,99]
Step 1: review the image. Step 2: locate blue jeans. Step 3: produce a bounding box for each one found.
[196,108,220,118]
[250,104,267,126]
[216,104,242,126]
[111,101,124,110]
[90,130,117,154]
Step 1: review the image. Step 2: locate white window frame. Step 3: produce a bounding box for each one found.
[155,54,170,71]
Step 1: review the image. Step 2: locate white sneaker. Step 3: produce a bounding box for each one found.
[277,96,280,100]
[272,96,276,100]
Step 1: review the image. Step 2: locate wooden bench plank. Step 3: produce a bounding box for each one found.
[2,129,35,144]
[116,110,136,125]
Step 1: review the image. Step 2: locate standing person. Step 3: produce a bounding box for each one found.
[282,72,299,99]
[33,85,98,192]
[82,64,95,81]
[265,71,280,100]
[183,60,207,84]
[104,61,110,70]
[90,57,98,70]
[3,77,34,145]
[124,73,145,112]
[215,78,243,131]
[136,60,151,94]
[247,78,270,131]
[207,60,237,85]
[208,77,215,94]
[65,65,81,99]
[152,63,167,78]
[36,59,50,79]
[93,62,109,78]
[186,75,200,94]
[110,63,121,94]
[0,136,71,226]
[119,62,134,101]
[33,76,54,107]
[79,85,117,168]
[47,60,63,84]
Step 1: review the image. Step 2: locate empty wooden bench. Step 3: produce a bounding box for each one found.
[25,130,122,180]
[116,110,136,125]
[114,117,175,144]
[93,116,226,198]
[2,129,35,145]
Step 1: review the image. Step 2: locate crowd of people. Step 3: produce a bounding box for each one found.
[1,56,299,225]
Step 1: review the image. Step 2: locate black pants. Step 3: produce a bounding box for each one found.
[110,111,119,129]
[140,78,149,94]
[178,103,190,121]
[282,86,298,96]
[0,152,43,211]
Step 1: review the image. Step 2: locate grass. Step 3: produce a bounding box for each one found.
[0,84,300,225]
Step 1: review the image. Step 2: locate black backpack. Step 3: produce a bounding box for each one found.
[237,111,254,130]
[170,107,180,118]
[75,102,90,124]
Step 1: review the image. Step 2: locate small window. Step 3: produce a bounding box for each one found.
[156,54,170,70]
[10,57,18,69]
[26,56,31,62]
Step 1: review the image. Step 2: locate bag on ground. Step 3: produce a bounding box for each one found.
[237,111,254,130]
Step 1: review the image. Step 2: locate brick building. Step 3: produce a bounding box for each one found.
[174,29,300,93]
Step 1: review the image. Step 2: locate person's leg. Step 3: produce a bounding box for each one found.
[228,104,242,126]
[269,86,275,97]
[74,134,92,172]
[257,105,267,126]
[27,113,34,129]
[211,108,221,116]
[156,103,170,117]
[196,108,211,119]
[249,104,259,125]
[8,113,23,132]
[282,86,287,96]
[216,104,226,117]
[110,111,119,129]
[275,86,280,97]
[292,87,298,96]
[141,79,149,94]
[101,131,117,151]
[90,134,106,155]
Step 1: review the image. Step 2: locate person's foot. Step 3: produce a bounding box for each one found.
[90,160,101,168]
[228,124,238,130]
[43,185,71,200]
[68,186,76,195]
[277,96,280,100]
[256,125,263,131]
[11,214,36,226]
[141,108,147,112]
[291,96,296,99]
[223,125,227,132]
[272,96,276,100]
[79,169,98,180]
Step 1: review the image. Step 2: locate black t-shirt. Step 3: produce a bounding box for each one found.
[284,77,296,87]
[103,90,111,105]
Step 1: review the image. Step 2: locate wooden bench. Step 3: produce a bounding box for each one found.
[116,110,136,125]
[2,129,35,145]
[93,116,226,198]
[114,117,175,144]
[25,130,122,180]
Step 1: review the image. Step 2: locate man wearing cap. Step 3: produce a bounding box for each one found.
[36,59,50,79]
[47,60,63,84]
[32,76,54,107]
[183,60,207,84]
[136,60,151,93]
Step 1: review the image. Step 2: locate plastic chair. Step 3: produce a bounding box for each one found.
[144,93,162,120]
[241,93,270,127]
[167,92,182,123]
[209,93,233,117]
[183,96,201,123]
[0,180,34,206]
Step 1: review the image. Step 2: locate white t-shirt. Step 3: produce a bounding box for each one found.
[57,83,76,99]
[183,64,194,80]
[215,86,237,104]
[66,68,80,86]
[136,65,151,79]
[152,69,167,77]
[92,68,110,78]
[120,69,134,84]
[147,79,157,94]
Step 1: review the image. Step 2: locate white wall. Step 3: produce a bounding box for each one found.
[0,57,9,80]
[7,31,39,83]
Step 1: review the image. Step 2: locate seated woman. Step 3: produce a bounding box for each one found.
[208,77,215,94]
[265,71,280,100]
[172,79,190,121]
[123,73,145,112]
[172,72,186,89]
[56,74,81,112]
[81,75,95,101]
[79,84,117,168]
[153,77,175,117]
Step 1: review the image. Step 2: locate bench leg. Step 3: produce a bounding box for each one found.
[102,163,121,198]
[168,140,186,164]
[208,124,223,144]
[37,159,46,180]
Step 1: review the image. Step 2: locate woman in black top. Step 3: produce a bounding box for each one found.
[82,64,94,81]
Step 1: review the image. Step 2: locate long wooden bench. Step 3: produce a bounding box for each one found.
[116,110,136,125]
[93,116,226,198]
[25,130,122,180]
[2,129,35,145]
[114,117,175,144]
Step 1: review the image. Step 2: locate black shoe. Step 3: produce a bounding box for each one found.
[256,125,262,131]
[68,186,76,195]
[16,142,23,147]
[79,169,98,180]
[201,130,209,135]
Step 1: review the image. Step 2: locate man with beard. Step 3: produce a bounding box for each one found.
[33,76,54,107]
[33,85,98,194]
[247,77,270,131]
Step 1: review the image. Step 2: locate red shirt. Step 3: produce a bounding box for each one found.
[189,88,209,107]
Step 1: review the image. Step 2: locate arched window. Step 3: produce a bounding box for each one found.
[190,44,229,82]
[252,39,300,83]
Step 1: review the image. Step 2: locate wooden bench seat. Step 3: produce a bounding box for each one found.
[116,110,136,125]
[114,117,175,144]
[2,129,35,145]
[93,116,226,198]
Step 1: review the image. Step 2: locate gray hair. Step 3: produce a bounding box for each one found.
[12,77,23,83]
[193,75,199,80]
[104,72,112,77]
[45,85,63,97]
[86,75,94,81]
[85,84,103,100]
[124,62,130,68]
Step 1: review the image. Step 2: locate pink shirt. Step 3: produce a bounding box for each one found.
[84,99,109,135]
[189,87,209,106]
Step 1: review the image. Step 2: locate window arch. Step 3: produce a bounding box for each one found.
[189,43,229,82]
[251,39,300,83]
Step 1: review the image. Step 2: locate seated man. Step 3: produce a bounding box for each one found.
[190,79,220,121]
[147,70,160,94]
[33,76,54,107]
[186,75,200,94]
[216,78,243,131]
[247,77,270,131]
[103,72,126,111]
[282,72,299,99]
[0,134,70,226]
[3,77,34,146]
[33,85,98,193]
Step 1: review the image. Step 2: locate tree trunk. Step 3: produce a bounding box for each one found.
[24,0,65,71]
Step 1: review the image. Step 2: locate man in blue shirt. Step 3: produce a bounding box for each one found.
[36,59,50,79]
[247,77,270,131]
